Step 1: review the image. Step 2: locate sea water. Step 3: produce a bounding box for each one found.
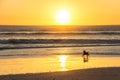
[0,25,119,57]
[0,25,120,75]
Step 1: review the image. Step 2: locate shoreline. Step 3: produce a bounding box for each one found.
[0,67,120,80]
[1,54,120,59]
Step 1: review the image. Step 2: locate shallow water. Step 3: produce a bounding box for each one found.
[0,46,120,58]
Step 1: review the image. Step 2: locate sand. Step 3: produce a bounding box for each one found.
[0,67,120,80]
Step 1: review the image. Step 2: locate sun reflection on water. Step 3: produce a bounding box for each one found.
[59,55,68,71]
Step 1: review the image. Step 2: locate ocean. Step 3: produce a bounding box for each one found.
[0,25,120,75]
[0,25,120,57]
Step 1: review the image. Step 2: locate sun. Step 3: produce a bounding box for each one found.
[56,9,70,24]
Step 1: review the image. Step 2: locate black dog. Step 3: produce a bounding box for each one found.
[82,50,89,62]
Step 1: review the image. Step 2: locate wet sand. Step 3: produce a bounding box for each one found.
[0,67,120,80]
[0,55,120,75]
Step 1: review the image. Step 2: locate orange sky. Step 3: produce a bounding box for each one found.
[0,0,120,25]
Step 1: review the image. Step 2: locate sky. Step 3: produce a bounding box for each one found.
[0,0,120,25]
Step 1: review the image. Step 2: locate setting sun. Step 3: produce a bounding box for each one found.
[56,9,70,24]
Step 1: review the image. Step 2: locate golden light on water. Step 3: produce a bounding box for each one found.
[59,55,68,71]
[1,55,120,75]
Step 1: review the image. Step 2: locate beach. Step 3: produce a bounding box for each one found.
[0,67,120,80]
[0,55,120,77]
[0,25,119,80]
